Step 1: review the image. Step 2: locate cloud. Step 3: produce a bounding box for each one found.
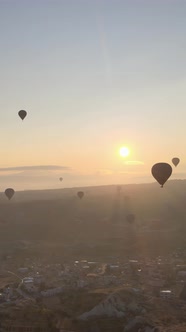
[124,161,144,166]
[0,165,71,172]
[96,169,114,176]
[119,171,137,175]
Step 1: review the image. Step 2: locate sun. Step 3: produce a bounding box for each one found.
[119,146,130,158]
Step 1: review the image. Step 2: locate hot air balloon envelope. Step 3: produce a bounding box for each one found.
[77,191,84,199]
[124,195,130,203]
[18,110,27,120]
[59,177,63,182]
[5,188,15,200]
[172,157,180,167]
[126,214,135,224]
[116,185,122,193]
[151,162,172,188]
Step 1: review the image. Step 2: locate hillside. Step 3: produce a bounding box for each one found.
[0,180,186,258]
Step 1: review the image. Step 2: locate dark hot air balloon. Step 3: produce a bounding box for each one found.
[77,191,84,199]
[126,214,135,224]
[124,195,130,203]
[116,185,122,193]
[5,188,15,200]
[18,110,27,120]
[151,162,172,188]
[172,157,180,167]
[59,177,63,182]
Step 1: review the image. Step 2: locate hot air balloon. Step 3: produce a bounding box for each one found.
[59,177,63,182]
[126,214,135,224]
[18,110,27,120]
[77,191,84,199]
[5,188,15,200]
[151,162,172,188]
[116,185,122,193]
[172,157,180,167]
[124,195,130,203]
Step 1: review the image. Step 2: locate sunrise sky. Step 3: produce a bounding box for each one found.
[0,0,186,190]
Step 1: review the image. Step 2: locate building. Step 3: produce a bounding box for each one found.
[18,268,29,274]
[177,271,186,280]
[22,277,37,293]
[160,290,172,299]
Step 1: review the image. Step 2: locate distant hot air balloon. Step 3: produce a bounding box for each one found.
[126,214,135,224]
[172,157,180,167]
[116,185,122,193]
[151,162,172,188]
[5,188,15,200]
[77,191,84,199]
[18,110,27,120]
[59,177,63,182]
[124,195,130,203]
